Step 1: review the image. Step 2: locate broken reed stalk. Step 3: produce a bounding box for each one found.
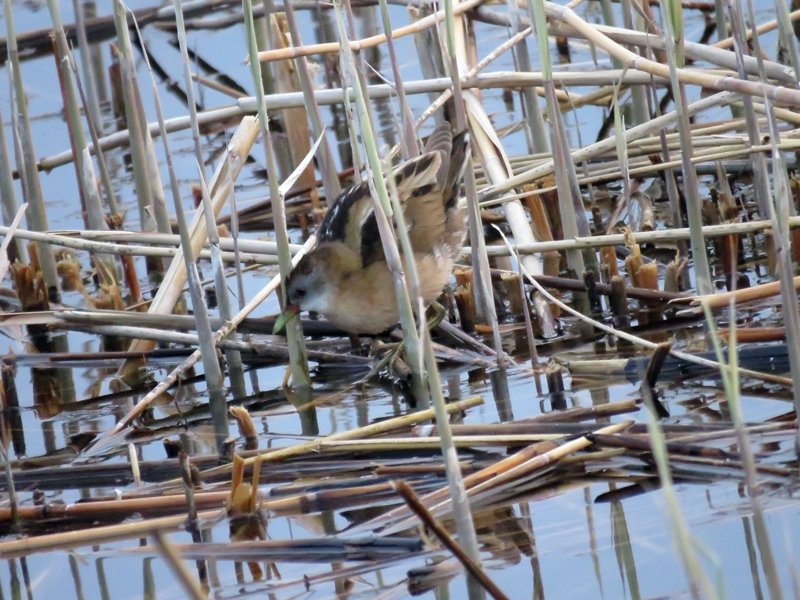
[174,1,249,401]
[69,0,102,128]
[480,85,733,197]
[0,98,27,263]
[117,116,260,384]
[0,508,227,558]
[0,225,280,264]
[255,0,482,63]
[477,216,800,256]
[762,102,800,451]
[392,480,510,600]
[545,2,800,103]
[85,236,317,458]
[243,0,312,394]
[172,0,206,174]
[152,532,207,600]
[0,212,796,267]
[529,0,586,280]
[155,395,484,489]
[111,0,155,236]
[136,33,229,452]
[494,230,793,388]
[35,73,735,174]
[198,165,247,400]
[355,421,630,537]
[3,0,60,297]
[280,0,342,203]
[47,0,116,277]
[377,0,417,158]
[703,299,783,599]
[331,0,428,405]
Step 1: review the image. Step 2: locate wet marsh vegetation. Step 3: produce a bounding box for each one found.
[2,0,800,598]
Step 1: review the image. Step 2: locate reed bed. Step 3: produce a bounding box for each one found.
[2,0,800,597]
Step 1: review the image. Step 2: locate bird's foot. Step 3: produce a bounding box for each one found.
[426,301,447,330]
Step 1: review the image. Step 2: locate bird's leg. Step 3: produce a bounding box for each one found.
[426,301,447,330]
[348,333,362,353]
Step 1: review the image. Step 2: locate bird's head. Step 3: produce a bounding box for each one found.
[273,251,340,334]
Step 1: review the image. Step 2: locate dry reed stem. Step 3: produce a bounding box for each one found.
[118,116,260,383]
[546,3,800,105]
[358,421,630,536]
[158,396,485,489]
[84,236,317,457]
[393,480,511,600]
[0,508,226,558]
[255,0,482,63]
[675,275,800,309]
[495,229,793,387]
[152,532,207,600]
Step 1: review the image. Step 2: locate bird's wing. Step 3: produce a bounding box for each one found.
[442,130,470,210]
[316,179,373,256]
[318,149,447,268]
[362,151,446,266]
[422,123,453,190]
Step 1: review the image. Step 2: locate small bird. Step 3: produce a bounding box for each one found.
[276,125,470,335]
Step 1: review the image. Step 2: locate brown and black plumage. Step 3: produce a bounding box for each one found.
[280,125,470,335]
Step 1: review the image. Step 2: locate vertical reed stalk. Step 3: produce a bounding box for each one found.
[118,8,170,241]
[3,0,60,298]
[446,2,519,356]
[331,0,429,405]
[385,111,484,600]
[619,0,649,126]
[0,99,28,263]
[725,0,771,220]
[137,28,229,451]
[281,0,342,204]
[506,0,549,154]
[451,4,555,338]
[702,301,783,600]
[661,0,712,295]
[529,0,591,278]
[172,0,246,396]
[228,170,261,394]
[197,172,247,400]
[243,0,312,394]
[772,0,800,80]
[70,0,102,128]
[173,0,206,175]
[112,0,158,242]
[762,107,800,453]
[642,403,720,600]
[440,7,488,596]
[714,0,729,42]
[70,50,120,217]
[377,0,417,159]
[47,0,115,276]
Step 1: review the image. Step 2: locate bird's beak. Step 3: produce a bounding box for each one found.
[273,304,300,335]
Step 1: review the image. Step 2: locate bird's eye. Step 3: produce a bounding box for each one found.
[295,289,306,299]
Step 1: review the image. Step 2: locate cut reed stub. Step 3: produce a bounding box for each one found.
[600,245,618,279]
[609,275,628,319]
[230,406,258,450]
[664,253,688,293]
[500,272,525,317]
[453,266,476,333]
